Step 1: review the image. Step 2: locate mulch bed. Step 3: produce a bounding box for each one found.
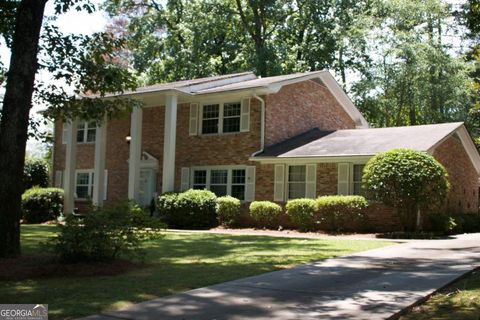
[0,255,140,281]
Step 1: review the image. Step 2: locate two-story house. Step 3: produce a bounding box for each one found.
[53,70,480,228]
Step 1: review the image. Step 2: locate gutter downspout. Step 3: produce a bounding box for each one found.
[251,93,265,157]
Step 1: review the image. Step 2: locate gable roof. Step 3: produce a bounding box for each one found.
[253,122,480,175]
[104,70,369,128]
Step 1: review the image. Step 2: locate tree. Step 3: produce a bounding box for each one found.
[362,149,450,231]
[23,157,49,189]
[0,0,139,258]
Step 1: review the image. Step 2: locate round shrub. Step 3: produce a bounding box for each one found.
[249,201,282,228]
[23,157,49,189]
[216,196,241,227]
[285,198,318,231]
[363,149,450,231]
[157,189,218,229]
[316,195,368,232]
[21,187,64,223]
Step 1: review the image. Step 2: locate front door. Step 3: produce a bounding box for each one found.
[138,169,156,207]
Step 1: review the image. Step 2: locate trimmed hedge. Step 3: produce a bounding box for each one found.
[216,196,242,227]
[157,189,218,229]
[316,195,368,232]
[249,201,282,228]
[285,198,318,231]
[21,187,64,223]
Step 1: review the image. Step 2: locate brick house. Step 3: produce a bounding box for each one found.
[53,70,480,223]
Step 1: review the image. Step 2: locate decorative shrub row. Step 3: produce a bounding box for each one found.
[157,189,218,229]
[21,187,64,223]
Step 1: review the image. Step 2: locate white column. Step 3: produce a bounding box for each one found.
[162,94,178,193]
[92,116,107,207]
[63,119,78,215]
[128,107,143,201]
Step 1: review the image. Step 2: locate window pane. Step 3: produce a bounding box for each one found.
[232,185,245,200]
[211,170,227,184]
[77,172,90,185]
[87,129,96,142]
[232,169,245,184]
[202,119,218,134]
[288,166,306,182]
[76,129,84,143]
[76,186,90,199]
[353,165,364,182]
[288,183,306,199]
[210,185,227,197]
[224,102,241,117]
[223,117,240,133]
[203,104,220,118]
[193,170,207,189]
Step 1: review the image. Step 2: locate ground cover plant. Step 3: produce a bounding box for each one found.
[400,269,480,320]
[0,224,394,319]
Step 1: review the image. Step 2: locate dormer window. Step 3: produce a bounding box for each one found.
[201,101,242,135]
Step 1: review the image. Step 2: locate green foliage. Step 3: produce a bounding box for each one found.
[249,201,282,228]
[452,213,480,233]
[50,201,164,262]
[363,149,450,231]
[21,187,64,223]
[216,196,242,227]
[23,157,49,189]
[285,198,318,231]
[427,212,457,234]
[157,189,218,229]
[316,196,368,232]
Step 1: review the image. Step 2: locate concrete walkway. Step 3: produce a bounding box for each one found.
[84,233,480,320]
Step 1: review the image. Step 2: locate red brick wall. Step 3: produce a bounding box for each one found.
[433,135,479,213]
[264,80,356,146]
[317,163,338,196]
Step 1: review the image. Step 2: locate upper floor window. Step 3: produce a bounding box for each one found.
[201,101,241,135]
[77,121,96,143]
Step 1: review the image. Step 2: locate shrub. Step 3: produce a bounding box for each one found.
[157,189,218,229]
[426,213,457,234]
[50,201,164,262]
[285,198,318,231]
[21,187,64,223]
[363,149,449,231]
[452,213,480,233]
[216,196,242,227]
[249,201,282,228]
[23,157,49,189]
[316,195,368,232]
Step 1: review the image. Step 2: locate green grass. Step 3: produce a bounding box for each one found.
[0,225,394,319]
[400,269,480,320]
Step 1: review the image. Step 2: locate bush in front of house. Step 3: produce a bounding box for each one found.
[452,213,480,233]
[249,201,282,228]
[216,196,242,227]
[50,201,164,262]
[157,189,218,229]
[285,198,318,231]
[316,195,368,232]
[426,212,457,234]
[21,187,64,223]
[363,149,450,231]
[23,157,49,189]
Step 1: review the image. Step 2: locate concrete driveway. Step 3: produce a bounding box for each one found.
[84,233,480,320]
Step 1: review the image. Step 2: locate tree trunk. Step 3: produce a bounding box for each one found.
[0,0,47,258]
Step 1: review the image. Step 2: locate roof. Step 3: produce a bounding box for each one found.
[254,122,480,175]
[103,70,369,128]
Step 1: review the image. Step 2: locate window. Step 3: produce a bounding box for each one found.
[288,165,306,199]
[201,101,241,135]
[76,171,94,199]
[352,164,365,196]
[192,167,246,200]
[76,121,96,143]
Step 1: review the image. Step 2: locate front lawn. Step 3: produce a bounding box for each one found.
[400,269,480,320]
[0,225,393,319]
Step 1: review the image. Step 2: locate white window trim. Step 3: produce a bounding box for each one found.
[199,100,242,135]
[190,165,247,200]
[286,164,307,200]
[351,163,366,196]
[76,121,96,144]
[75,169,94,200]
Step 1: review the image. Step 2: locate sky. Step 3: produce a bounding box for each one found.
[0,0,107,157]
